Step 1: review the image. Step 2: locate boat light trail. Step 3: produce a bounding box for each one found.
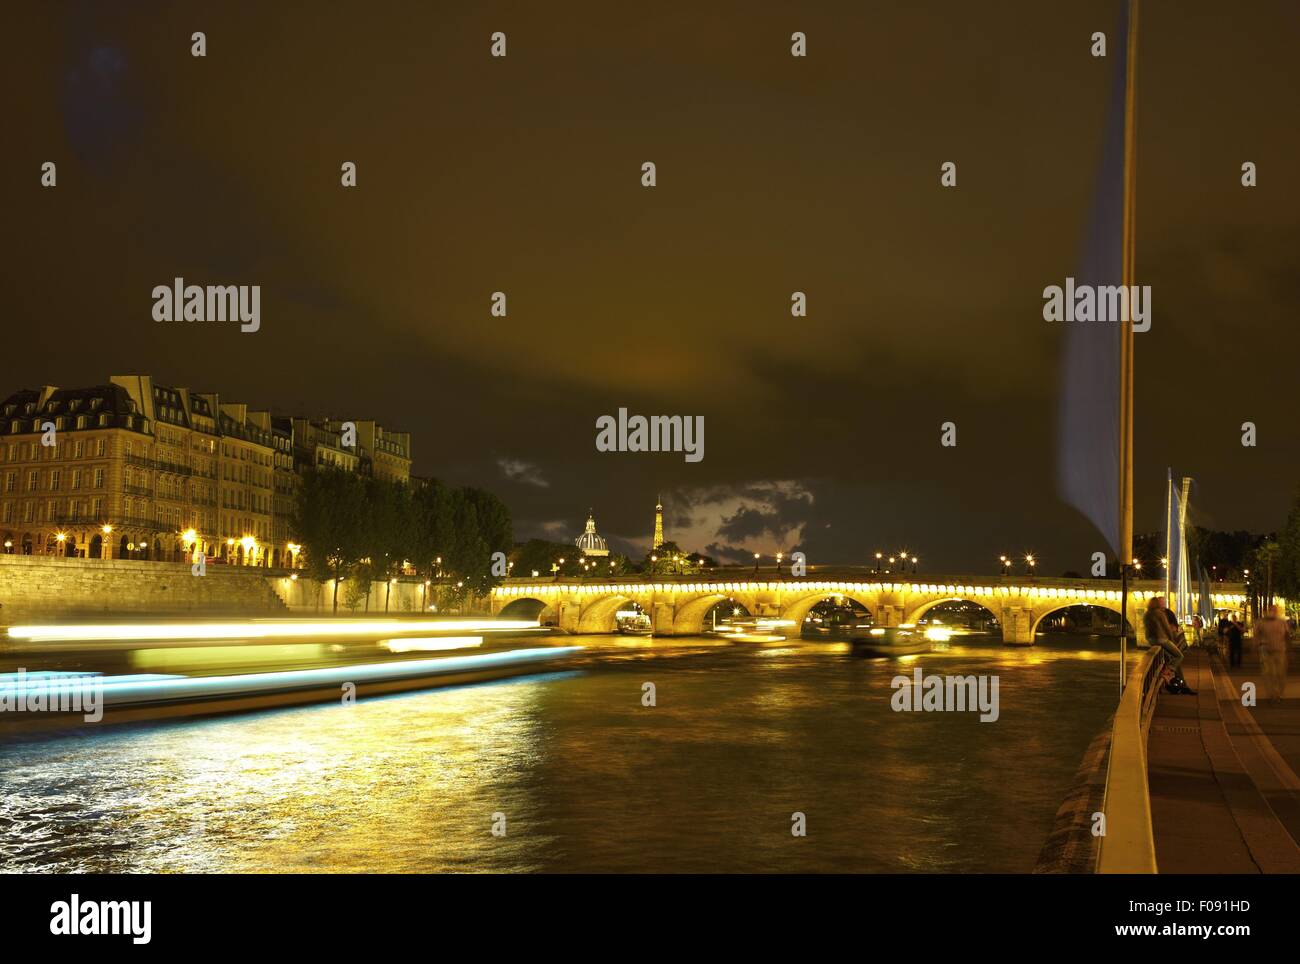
[5,618,540,644]
[380,636,483,653]
[79,647,583,707]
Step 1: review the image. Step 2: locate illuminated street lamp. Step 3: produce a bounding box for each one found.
[875,551,883,574]
[911,555,918,574]
[888,556,895,574]
[1025,554,1036,575]
[775,551,783,572]
[753,552,760,574]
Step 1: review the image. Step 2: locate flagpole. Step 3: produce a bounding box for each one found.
[1164,468,1173,604]
[1118,0,1140,692]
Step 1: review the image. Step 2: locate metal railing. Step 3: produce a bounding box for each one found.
[1097,644,1163,873]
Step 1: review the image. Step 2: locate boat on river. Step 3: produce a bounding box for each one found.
[849,625,930,657]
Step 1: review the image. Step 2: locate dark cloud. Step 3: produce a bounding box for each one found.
[5,0,1298,571]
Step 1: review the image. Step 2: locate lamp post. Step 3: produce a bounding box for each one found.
[1025,554,1036,576]
[753,552,760,574]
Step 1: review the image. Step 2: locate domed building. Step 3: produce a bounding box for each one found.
[575,510,610,558]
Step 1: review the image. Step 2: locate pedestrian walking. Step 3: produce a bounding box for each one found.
[1228,617,1244,668]
[1255,604,1291,701]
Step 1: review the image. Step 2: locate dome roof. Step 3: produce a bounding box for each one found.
[576,511,610,555]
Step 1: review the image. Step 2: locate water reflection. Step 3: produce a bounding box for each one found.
[0,635,1117,872]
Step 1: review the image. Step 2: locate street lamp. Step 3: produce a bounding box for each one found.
[888,556,895,574]
[753,552,760,574]
[1025,554,1036,575]
[775,551,783,572]
[911,555,918,574]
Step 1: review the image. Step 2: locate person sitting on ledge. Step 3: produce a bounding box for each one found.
[1146,595,1196,695]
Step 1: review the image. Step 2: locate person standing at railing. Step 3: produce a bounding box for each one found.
[1146,595,1195,695]
[1255,604,1291,702]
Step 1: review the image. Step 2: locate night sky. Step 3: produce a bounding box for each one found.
[6,1,1298,572]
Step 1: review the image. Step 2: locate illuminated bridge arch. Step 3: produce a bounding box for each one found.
[672,592,741,635]
[577,594,636,633]
[780,590,878,629]
[498,596,556,623]
[1030,600,1129,638]
[904,596,999,627]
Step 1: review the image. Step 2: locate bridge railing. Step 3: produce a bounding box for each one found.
[498,569,1245,596]
[1096,644,1164,873]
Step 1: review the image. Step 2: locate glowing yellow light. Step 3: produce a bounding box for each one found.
[55,533,66,543]
[102,525,113,535]
[6,618,541,644]
[380,636,483,653]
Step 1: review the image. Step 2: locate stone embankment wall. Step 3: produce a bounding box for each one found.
[0,555,487,625]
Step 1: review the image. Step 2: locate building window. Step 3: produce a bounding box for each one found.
[96,438,106,456]
[49,470,59,490]
[94,468,104,489]
[27,471,38,492]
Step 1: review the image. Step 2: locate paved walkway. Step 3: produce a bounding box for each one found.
[1147,644,1300,873]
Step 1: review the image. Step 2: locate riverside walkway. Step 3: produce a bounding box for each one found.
[1147,644,1300,873]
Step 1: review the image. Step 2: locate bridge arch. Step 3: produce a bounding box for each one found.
[577,594,637,633]
[672,593,753,635]
[498,596,556,624]
[1030,600,1130,638]
[904,596,998,627]
[781,591,877,629]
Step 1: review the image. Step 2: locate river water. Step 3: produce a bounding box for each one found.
[0,634,1119,873]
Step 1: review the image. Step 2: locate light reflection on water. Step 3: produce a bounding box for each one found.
[0,635,1118,873]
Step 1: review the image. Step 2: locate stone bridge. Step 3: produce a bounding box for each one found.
[491,569,1247,644]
